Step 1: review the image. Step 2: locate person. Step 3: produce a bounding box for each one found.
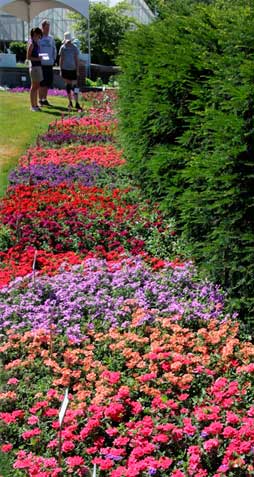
[27,27,43,112]
[39,19,57,107]
[59,32,82,111]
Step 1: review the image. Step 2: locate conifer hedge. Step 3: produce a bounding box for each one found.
[117,0,254,324]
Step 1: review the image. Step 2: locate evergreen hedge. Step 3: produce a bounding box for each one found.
[117,0,254,324]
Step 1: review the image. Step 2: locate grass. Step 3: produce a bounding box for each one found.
[0,90,90,476]
[0,91,65,477]
[0,90,89,476]
[0,91,84,197]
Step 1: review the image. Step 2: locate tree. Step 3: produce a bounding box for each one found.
[146,0,214,17]
[69,2,138,65]
[9,41,27,62]
[117,0,254,323]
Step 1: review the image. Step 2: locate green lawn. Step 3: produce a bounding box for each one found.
[0,91,81,197]
[0,91,87,475]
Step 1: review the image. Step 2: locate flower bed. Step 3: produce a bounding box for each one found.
[1,318,254,477]
[1,91,254,477]
[0,257,225,342]
[18,145,125,168]
[8,162,102,187]
[0,183,176,260]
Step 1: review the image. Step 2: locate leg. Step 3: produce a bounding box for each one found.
[65,81,73,108]
[30,81,40,108]
[39,85,47,102]
[39,66,53,105]
[73,82,82,110]
[34,82,40,107]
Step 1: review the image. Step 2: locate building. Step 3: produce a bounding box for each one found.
[95,0,155,25]
[0,8,76,43]
[0,0,154,45]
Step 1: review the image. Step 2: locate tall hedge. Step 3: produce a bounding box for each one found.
[117,0,254,323]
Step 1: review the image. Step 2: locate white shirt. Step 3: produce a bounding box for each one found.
[39,35,56,66]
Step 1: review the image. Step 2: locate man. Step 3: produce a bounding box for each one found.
[39,19,57,106]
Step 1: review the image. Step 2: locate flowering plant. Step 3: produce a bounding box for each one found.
[1,316,254,477]
[0,256,226,342]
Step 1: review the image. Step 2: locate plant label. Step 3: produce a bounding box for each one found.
[59,388,69,426]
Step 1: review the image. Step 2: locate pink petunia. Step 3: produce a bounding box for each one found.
[1,443,13,452]
[66,455,84,467]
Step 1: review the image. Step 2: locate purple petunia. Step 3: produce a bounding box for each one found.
[8,162,102,186]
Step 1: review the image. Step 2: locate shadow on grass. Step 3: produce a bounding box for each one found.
[40,109,66,117]
[43,105,69,112]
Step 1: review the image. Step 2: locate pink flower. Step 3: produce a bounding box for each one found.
[101,370,121,384]
[114,436,129,446]
[106,427,119,436]
[7,378,19,385]
[66,456,84,467]
[104,403,125,421]
[117,386,130,399]
[203,438,219,452]
[27,415,39,425]
[1,443,13,452]
[93,457,114,470]
[153,433,169,443]
[47,439,58,449]
[139,372,157,382]
[223,426,237,438]
[158,456,173,469]
[203,422,223,435]
[226,411,240,425]
[171,470,185,477]
[22,427,41,439]
[47,388,57,398]
[62,440,75,452]
[111,466,127,477]
[130,401,143,414]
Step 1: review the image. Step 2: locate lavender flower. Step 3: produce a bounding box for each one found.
[39,132,112,145]
[0,256,227,342]
[9,162,102,186]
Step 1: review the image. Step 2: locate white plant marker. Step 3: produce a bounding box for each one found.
[92,463,97,477]
[59,388,69,426]
[58,388,69,466]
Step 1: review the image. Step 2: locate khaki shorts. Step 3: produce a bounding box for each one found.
[30,66,43,83]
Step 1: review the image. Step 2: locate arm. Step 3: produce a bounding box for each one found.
[75,51,79,76]
[52,38,57,63]
[59,48,63,73]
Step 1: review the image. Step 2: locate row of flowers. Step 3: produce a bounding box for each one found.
[1,90,253,477]
[1,316,254,477]
[0,255,226,342]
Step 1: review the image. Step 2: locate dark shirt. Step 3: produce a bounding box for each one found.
[31,40,40,67]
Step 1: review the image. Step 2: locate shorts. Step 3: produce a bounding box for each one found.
[29,66,43,83]
[40,65,53,87]
[62,69,77,81]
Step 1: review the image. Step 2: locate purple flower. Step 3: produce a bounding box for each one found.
[9,162,102,187]
[0,256,227,341]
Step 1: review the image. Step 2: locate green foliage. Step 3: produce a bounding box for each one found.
[69,2,138,65]
[0,225,11,252]
[54,37,62,65]
[117,0,254,324]
[9,41,27,62]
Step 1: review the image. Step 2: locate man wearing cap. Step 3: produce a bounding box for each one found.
[39,19,57,107]
[59,32,82,110]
